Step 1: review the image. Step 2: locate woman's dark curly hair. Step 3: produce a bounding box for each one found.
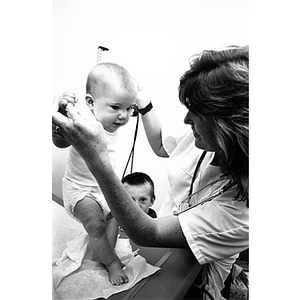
[179,45,249,206]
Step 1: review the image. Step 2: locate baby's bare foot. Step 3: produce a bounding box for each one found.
[106,260,129,285]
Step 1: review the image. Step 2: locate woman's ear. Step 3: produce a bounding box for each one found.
[85,94,94,108]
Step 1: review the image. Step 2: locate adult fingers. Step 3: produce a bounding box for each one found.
[66,103,107,144]
[65,103,101,136]
[52,96,69,128]
[76,104,98,125]
[52,109,68,129]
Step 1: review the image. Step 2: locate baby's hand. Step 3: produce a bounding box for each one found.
[58,91,78,116]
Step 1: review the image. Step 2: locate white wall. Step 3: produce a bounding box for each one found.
[52,0,249,212]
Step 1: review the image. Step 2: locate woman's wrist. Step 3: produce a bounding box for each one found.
[137,101,153,115]
[137,101,150,110]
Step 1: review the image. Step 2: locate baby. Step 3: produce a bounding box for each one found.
[52,62,137,285]
[122,172,157,218]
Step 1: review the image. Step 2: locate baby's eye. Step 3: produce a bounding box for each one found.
[111,105,120,110]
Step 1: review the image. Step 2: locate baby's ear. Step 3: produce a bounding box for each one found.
[85,94,94,108]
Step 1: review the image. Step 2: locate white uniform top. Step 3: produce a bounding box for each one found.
[65,130,118,186]
[160,128,249,300]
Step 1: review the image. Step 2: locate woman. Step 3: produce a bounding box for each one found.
[52,45,249,300]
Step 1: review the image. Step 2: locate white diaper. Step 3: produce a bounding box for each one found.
[62,177,111,222]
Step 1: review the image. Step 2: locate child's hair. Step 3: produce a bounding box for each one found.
[86,62,137,98]
[122,172,156,200]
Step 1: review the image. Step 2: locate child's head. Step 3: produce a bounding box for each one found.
[85,62,137,133]
[122,172,156,215]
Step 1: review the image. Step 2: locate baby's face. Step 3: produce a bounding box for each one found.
[91,86,136,133]
[123,183,154,214]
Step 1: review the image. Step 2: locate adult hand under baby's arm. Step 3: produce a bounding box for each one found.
[52,98,109,164]
[52,92,79,148]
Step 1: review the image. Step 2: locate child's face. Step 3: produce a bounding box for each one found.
[123,182,154,214]
[89,85,136,133]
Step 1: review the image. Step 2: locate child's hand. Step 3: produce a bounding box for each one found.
[58,91,78,116]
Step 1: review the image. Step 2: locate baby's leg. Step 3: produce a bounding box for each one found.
[106,216,125,269]
[74,197,128,285]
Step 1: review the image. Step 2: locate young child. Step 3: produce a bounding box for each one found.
[122,172,157,218]
[52,62,137,285]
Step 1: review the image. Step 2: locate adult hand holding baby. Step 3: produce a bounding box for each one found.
[52,94,109,166]
[52,91,79,147]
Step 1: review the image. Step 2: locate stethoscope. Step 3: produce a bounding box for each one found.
[173,151,236,216]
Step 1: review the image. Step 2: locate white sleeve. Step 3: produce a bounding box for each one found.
[179,197,249,264]
[161,127,191,156]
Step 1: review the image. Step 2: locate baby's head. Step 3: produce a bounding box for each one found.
[122,172,156,215]
[85,63,137,133]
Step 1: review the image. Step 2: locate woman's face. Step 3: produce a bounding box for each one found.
[184,110,219,151]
